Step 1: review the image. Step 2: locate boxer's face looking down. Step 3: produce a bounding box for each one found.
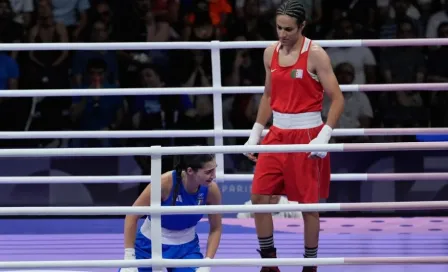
[186,159,217,186]
[276,14,304,47]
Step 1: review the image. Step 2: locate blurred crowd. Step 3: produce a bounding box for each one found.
[0,0,447,173]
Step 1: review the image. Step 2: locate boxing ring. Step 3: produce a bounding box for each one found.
[0,38,448,272]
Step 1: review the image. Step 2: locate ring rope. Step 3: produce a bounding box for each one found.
[0,201,447,216]
[0,256,447,269]
[0,83,446,97]
[0,38,447,52]
[0,142,446,157]
[0,127,447,139]
[0,172,447,184]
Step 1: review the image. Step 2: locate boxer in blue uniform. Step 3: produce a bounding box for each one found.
[121,154,222,272]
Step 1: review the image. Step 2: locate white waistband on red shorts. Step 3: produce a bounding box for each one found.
[272,111,323,129]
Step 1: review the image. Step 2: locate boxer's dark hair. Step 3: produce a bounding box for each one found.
[172,153,215,206]
[276,0,306,25]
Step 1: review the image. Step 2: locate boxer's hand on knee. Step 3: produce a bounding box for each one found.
[308,125,332,159]
[120,248,139,272]
[196,257,211,272]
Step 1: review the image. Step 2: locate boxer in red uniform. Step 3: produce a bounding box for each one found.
[244,1,344,272]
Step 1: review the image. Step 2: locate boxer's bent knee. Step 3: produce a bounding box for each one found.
[251,194,271,205]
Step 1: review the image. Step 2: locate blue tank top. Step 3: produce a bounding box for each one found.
[148,170,209,231]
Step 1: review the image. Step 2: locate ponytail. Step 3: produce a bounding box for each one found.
[172,156,183,206]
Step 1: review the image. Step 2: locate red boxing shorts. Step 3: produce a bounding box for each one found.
[251,124,330,203]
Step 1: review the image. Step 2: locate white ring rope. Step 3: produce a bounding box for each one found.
[0,201,447,216]
[0,256,447,269]
[0,141,446,157]
[0,83,446,97]
[1,127,447,139]
[1,172,447,184]
[0,38,447,52]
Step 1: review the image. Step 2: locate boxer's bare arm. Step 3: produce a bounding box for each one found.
[254,44,276,127]
[124,172,171,248]
[309,44,344,129]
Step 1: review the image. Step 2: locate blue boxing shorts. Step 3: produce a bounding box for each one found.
[134,229,203,272]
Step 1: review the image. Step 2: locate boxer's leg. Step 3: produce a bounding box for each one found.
[284,126,331,272]
[252,150,285,272]
[169,238,203,272]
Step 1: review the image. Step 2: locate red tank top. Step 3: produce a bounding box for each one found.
[270,38,324,114]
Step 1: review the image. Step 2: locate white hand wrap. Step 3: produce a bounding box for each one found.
[308,125,333,158]
[196,257,211,272]
[244,123,264,156]
[120,248,138,272]
[124,248,136,259]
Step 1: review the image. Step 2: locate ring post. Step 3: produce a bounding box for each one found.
[149,145,163,272]
[211,40,224,182]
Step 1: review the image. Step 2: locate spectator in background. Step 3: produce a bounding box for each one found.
[222,35,265,170]
[383,89,428,139]
[427,22,448,84]
[300,0,323,38]
[425,0,448,38]
[71,19,119,88]
[0,48,26,147]
[50,0,90,41]
[184,0,232,39]
[8,0,33,29]
[173,49,213,146]
[380,19,426,85]
[162,0,183,37]
[130,65,173,192]
[27,2,69,90]
[322,0,376,38]
[229,0,276,40]
[184,12,219,41]
[379,18,427,133]
[416,0,435,27]
[234,0,281,18]
[326,16,377,84]
[131,65,167,143]
[237,195,302,219]
[151,0,172,18]
[427,22,448,127]
[234,0,323,32]
[0,0,23,59]
[224,36,264,89]
[90,0,116,39]
[69,58,124,147]
[207,0,232,29]
[0,48,18,91]
[141,10,171,67]
[21,2,70,147]
[114,0,171,87]
[181,50,212,124]
[379,0,422,39]
[322,63,373,143]
[222,35,264,170]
